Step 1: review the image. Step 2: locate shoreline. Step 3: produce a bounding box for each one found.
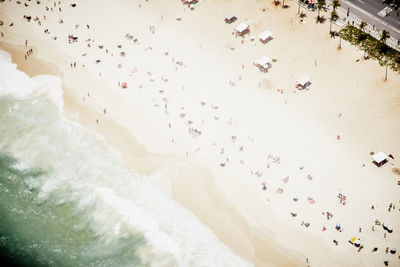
[1,0,400,265]
[0,41,301,266]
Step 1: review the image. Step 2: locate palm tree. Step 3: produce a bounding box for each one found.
[394,0,400,10]
[330,10,338,32]
[359,20,368,58]
[380,30,390,44]
[359,20,367,32]
[329,0,340,30]
[316,0,326,19]
[298,0,301,14]
[332,0,340,11]
[379,30,390,80]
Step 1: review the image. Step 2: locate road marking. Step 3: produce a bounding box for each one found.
[343,1,400,34]
[377,7,392,18]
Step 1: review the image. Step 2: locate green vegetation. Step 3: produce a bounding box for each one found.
[339,25,400,73]
[331,0,341,11]
[316,0,326,18]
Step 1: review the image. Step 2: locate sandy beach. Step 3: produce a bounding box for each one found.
[1,0,400,266]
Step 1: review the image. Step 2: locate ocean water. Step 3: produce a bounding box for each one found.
[0,50,251,267]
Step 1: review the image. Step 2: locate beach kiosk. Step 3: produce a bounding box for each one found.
[296,75,311,89]
[259,30,273,43]
[224,13,237,24]
[371,151,388,167]
[254,56,271,72]
[235,22,250,36]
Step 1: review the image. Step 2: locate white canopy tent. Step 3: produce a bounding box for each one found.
[235,23,249,34]
[255,56,271,71]
[224,13,237,23]
[371,151,388,166]
[259,30,273,42]
[296,75,311,87]
[225,13,235,20]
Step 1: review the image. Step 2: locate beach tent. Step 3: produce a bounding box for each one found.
[371,151,388,167]
[296,75,311,89]
[254,56,271,72]
[224,13,237,24]
[234,22,250,36]
[259,30,273,43]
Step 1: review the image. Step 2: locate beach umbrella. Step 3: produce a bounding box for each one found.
[387,225,393,233]
[354,240,361,247]
[390,248,396,254]
[335,223,341,230]
[121,82,127,88]
[261,181,267,190]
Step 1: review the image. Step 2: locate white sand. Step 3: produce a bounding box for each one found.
[1,0,400,265]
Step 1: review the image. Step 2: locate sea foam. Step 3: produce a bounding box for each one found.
[0,50,252,267]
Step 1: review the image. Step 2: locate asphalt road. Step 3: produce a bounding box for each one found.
[340,0,400,40]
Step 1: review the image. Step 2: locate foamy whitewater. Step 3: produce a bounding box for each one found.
[0,50,251,267]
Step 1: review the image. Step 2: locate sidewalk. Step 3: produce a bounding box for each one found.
[291,0,400,51]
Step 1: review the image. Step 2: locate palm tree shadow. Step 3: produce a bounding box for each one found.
[330,30,339,38]
[316,16,326,23]
[273,0,281,6]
